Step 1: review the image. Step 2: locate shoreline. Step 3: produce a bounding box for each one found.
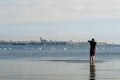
[0,59,119,80]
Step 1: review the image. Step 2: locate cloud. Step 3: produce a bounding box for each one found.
[0,0,120,24]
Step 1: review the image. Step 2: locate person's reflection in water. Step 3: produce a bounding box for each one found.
[89,62,96,80]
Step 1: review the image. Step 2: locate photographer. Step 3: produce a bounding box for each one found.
[88,38,97,63]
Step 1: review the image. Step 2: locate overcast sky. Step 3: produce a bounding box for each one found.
[0,0,120,43]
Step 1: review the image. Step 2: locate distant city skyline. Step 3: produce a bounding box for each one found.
[0,0,120,44]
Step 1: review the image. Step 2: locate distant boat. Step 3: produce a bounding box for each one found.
[12,43,26,45]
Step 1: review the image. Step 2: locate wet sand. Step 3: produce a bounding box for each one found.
[0,60,119,80]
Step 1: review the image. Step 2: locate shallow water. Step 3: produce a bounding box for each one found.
[0,44,120,80]
[0,60,120,80]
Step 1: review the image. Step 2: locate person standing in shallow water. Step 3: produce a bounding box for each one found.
[88,38,97,64]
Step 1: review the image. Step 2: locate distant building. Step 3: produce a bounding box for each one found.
[97,42,107,45]
[0,37,108,45]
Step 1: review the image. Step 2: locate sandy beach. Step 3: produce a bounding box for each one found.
[0,60,119,80]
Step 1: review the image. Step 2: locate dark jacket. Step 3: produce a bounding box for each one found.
[89,41,96,50]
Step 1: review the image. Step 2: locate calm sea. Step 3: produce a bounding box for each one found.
[0,44,120,80]
[0,44,119,61]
